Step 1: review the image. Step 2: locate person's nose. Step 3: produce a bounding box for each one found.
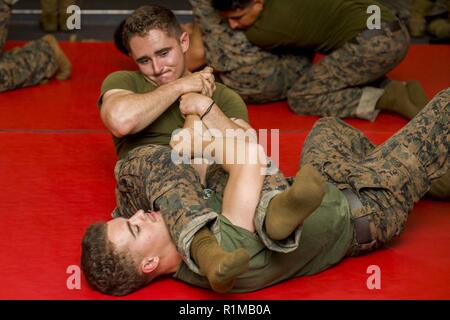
[152,59,164,75]
[130,209,146,223]
[228,19,239,30]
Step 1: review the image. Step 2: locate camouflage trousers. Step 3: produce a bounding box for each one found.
[288,21,411,120]
[0,0,58,92]
[190,0,410,119]
[189,0,311,103]
[300,88,450,256]
[113,145,290,274]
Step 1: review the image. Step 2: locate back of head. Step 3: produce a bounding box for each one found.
[114,19,129,55]
[211,0,254,11]
[121,5,182,52]
[80,222,151,296]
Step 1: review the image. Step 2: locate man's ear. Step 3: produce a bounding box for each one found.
[254,0,264,10]
[180,31,190,53]
[141,256,160,274]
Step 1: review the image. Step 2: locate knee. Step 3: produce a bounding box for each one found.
[312,117,342,129]
[0,65,12,92]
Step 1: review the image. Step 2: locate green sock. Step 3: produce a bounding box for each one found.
[265,164,325,240]
[406,80,429,111]
[376,80,421,119]
[190,227,249,293]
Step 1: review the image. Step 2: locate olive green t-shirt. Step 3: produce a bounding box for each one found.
[174,183,354,292]
[245,0,395,54]
[98,71,249,159]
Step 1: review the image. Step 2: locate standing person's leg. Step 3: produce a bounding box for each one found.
[0,0,13,52]
[58,0,76,32]
[288,21,422,120]
[189,0,311,103]
[40,0,58,32]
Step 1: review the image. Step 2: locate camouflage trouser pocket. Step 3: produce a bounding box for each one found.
[114,158,149,218]
[346,207,378,257]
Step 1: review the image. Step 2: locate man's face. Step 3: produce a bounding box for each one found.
[129,29,189,86]
[107,210,170,265]
[220,0,264,30]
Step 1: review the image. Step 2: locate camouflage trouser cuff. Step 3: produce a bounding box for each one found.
[177,211,220,275]
[254,190,304,253]
[355,87,384,121]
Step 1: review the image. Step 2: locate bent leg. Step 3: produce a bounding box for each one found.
[301,90,449,254]
[363,88,450,208]
[288,22,410,120]
[0,39,58,92]
[300,117,377,176]
[189,0,311,103]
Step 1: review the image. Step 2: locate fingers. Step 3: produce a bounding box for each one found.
[201,66,214,74]
[201,77,213,97]
[200,71,215,97]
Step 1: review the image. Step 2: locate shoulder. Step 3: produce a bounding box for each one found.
[101,70,153,96]
[213,83,244,102]
[99,71,145,108]
[102,70,142,86]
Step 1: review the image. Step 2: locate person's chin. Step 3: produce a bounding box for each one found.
[157,75,176,85]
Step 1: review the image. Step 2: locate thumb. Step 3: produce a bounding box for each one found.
[202,66,214,74]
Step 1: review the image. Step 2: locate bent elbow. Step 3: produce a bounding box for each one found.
[109,117,134,138]
[103,108,135,138]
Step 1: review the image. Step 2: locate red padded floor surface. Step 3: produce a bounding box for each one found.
[0,42,449,299]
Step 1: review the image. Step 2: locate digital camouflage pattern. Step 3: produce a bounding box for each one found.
[300,88,450,255]
[287,21,410,118]
[113,88,449,267]
[0,0,58,92]
[113,145,217,273]
[189,0,311,103]
[113,146,292,273]
[190,0,410,119]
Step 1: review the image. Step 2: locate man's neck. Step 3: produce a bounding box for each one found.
[158,245,183,275]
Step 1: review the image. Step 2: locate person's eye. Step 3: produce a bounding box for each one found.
[160,51,169,57]
[140,58,150,65]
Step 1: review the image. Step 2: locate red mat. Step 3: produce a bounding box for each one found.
[0,42,449,299]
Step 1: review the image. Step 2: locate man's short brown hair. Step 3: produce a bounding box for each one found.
[80,222,151,296]
[122,5,183,52]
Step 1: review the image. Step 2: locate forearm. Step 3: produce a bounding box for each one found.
[103,82,184,137]
[181,115,212,158]
[201,103,247,133]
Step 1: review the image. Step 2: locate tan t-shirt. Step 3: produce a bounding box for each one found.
[98,71,249,159]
